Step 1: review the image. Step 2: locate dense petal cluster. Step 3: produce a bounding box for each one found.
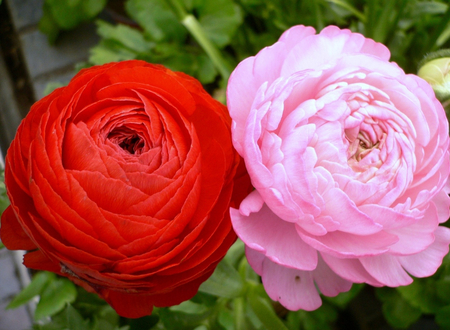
[1,60,250,318]
[228,25,450,310]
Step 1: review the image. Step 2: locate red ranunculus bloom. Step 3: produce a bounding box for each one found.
[0,60,250,318]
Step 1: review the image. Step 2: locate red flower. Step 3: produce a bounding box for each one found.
[1,60,250,318]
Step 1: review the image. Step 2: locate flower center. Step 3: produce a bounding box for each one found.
[108,127,145,155]
[342,91,389,176]
[347,131,382,162]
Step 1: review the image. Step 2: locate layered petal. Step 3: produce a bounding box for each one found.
[1,60,251,318]
[228,25,450,312]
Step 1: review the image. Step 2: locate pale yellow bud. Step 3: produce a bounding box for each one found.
[418,50,450,102]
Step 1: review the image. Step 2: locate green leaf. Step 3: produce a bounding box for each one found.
[170,300,208,314]
[325,0,366,22]
[436,305,450,329]
[127,315,159,330]
[0,193,9,216]
[376,287,422,329]
[325,283,364,308]
[160,301,212,330]
[436,277,450,304]
[414,2,448,15]
[96,20,153,53]
[396,278,442,313]
[247,287,289,330]
[46,0,84,30]
[81,0,107,18]
[159,51,198,76]
[126,0,186,42]
[195,0,243,47]
[35,277,77,320]
[197,55,217,84]
[65,304,90,330]
[193,326,208,330]
[43,82,65,96]
[199,258,244,298]
[92,318,120,330]
[224,239,245,268]
[39,0,106,42]
[218,308,234,330]
[7,272,56,309]
[287,302,338,330]
[38,2,61,44]
[372,0,397,43]
[89,41,137,65]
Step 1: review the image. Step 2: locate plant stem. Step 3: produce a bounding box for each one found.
[166,0,232,81]
[182,15,232,81]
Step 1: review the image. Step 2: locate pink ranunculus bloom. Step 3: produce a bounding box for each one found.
[227,25,450,311]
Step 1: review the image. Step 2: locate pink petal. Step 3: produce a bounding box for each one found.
[246,246,266,275]
[321,253,383,286]
[320,188,383,235]
[238,190,265,216]
[261,257,322,311]
[230,204,318,271]
[431,189,450,223]
[297,226,397,258]
[359,254,412,286]
[397,226,450,277]
[358,204,418,229]
[384,202,438,255]
[313,256,352,296]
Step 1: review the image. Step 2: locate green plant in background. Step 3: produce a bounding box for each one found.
[39,0,108,44]
[4,0,450,329]
[87,0,242,88]
[376,253,450,329]
[4,239,365,330]
[0,171,9,216]
[40,0,450,87]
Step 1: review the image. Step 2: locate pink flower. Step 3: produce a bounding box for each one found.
[227,25,450,311]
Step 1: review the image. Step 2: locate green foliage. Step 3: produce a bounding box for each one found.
[286,303,339,330]
[198,258,244,298]
[0,170,10,215]
[39,0,108,43]
[7,272,56,309]
[34,277,78,320]
[126,0,186,43]
[8,240,363,330]
[86,0,240,84]
[374,255,450,329]
[25,0,450,329]
[43,82,66,96]
[376,287,422,329]
[193,0,243,48]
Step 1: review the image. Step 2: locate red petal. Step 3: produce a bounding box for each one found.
[23,249,61,274]
[99,289,154,319]
[0,206,37,250]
